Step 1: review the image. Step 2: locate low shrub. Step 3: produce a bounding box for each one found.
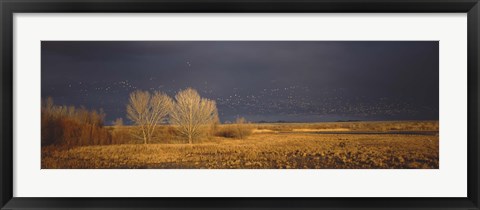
[216,117,252,139]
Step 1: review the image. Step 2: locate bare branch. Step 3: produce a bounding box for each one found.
[170,88,218,144]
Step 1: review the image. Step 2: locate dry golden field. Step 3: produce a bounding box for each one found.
[41,121,439,169]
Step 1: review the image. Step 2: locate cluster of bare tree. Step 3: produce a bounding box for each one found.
[41,97,111,146]
[41,88,251,147]
[127,88,218,144]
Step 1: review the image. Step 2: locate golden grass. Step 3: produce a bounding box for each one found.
[252,129,278,134]
[292,128,351,132]
[42,121,439,169]
[253,121,438,132]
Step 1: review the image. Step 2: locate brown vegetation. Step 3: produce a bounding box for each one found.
[215,117,253,139]
[42,121,439,169]
[41,90,439,169]
[254,121,438,132]
[41,97,111,147]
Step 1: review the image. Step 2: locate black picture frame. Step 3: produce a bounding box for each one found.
[1,0,479,209]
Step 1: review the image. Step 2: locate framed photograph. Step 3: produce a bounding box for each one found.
[1,0,479,209]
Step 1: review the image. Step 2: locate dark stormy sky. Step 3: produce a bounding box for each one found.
[41,41,439,124]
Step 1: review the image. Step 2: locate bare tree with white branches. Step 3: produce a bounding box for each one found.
[170,88,218,144]
[127,90,172,144]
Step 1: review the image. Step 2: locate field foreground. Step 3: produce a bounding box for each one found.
[42,124,439,169]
